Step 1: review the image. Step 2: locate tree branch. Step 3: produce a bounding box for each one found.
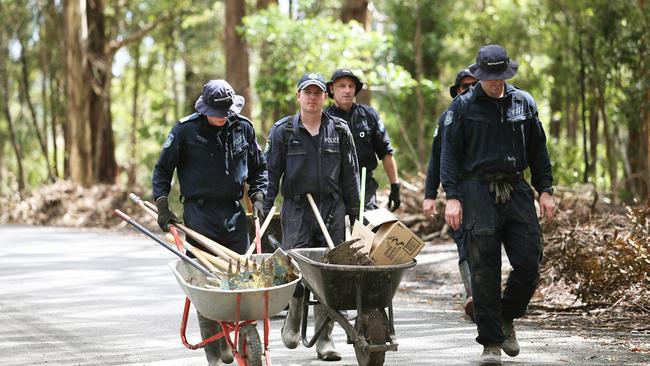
[106,14,173,55]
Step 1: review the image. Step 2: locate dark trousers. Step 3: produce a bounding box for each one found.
[183,199,249,255]
[280,196,346,250]
[363,177,379,210]
[461,178,542,346]
[450,228,466,264]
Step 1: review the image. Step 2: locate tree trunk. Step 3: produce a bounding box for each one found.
[256,0,277,10]
[225,0,252,118]
[127,42,141,190]
[413,2,425,172]
[342,0,369,29]
[0,28,26,192]
[588,102,598,181]
[64,0,94,187]
[18,37,56,181]
[87,0,117,184]
[341,0,370,105]
[578,33,589,183]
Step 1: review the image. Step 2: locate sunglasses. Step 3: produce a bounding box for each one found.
[460,81,478,89]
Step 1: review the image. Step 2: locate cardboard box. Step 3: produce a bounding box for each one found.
[350,208,425,265]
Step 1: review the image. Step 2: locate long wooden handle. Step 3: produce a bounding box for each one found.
[164,233,229,272]
[245,205,276,258]
[306,193,335,250]
[130,193,247,266]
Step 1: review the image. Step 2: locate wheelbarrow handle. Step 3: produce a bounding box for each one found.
[306,193,336,250]
[245,205,276,258]
[113,209,217,279]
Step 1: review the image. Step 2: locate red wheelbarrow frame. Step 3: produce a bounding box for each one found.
[169,224,273,366]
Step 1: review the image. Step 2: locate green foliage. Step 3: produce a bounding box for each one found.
[243,7,398,129]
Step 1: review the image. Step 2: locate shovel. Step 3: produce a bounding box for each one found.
[305,193,371,265]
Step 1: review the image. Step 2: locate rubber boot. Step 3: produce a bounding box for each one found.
[479,345,502,366]
[501,319,520,357]
[281,296,303,349]
[314,305,341,361]
[459,260,474,320]
[197,312,224,366]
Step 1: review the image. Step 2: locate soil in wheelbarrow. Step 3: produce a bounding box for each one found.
[321,238,373,266]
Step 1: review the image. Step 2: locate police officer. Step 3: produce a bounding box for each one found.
[440,45,555,366]
[325,69,401,211]
[152,79,268,366]
[423,68,478,320]
[264,72,360,361]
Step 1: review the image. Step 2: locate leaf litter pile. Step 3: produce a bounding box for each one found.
[3,180,650,341]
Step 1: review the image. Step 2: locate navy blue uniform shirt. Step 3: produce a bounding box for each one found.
[440,83,553,199]
[424,110,449,199]
[263,113,360,218]
[152,112,268,202]
[326,103,394,177]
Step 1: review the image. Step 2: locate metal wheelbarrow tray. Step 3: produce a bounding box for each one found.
[169,254,301,321]
[289,248,416,366]
[169,254,301,366]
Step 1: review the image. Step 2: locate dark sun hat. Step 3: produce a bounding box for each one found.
[449,68,476,98]
[194,79,245,117]
[326,69,364,98]
[468,44,519,81]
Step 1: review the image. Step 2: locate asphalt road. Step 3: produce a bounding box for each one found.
[0,226,647,366]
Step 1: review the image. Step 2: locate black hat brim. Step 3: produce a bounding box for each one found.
[469,60,519,81]
[195,94,245,117]
[449,85,458,98]
[326,76,364,99]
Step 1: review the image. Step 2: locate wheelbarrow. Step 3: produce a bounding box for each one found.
[288,248,416,366]
[169,254,302,366]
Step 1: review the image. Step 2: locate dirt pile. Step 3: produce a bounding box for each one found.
[0,180,152,229]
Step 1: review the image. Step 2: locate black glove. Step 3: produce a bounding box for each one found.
[251,192,265,222]
[388,182,401,211]
[156,197,180,232]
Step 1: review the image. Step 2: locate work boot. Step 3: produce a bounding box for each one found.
[197,312,223,366]
[459,261,474,320]
[314,305,341,361]
[281,296,303,349]
[501,319,520,357]
[479,345,502,366]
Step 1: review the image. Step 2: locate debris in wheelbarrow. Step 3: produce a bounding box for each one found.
[305,193,373,265]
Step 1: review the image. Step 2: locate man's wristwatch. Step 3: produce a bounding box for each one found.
[541,187,554,196]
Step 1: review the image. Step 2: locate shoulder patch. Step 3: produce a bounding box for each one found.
[433,126,439,138]
[163,133,174,149]
[179,112,200,123]
[443,111,454,126]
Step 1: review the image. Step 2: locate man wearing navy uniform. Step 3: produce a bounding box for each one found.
[152,79,268,366]
[423,68,478,319]
[325,69,401,211]
[440,45,555,366]
[264,72,360,361]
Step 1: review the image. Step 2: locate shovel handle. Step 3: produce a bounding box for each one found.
[113,209,217,279]
[306,193,335,250]
[245,205,276,258]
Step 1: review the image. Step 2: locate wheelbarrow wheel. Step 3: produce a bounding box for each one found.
[354,308,387,366]
[237,324,263,366]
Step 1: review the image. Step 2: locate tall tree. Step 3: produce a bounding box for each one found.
[225,0,252,117]
[64,0,94,187]
[341,0,369,29]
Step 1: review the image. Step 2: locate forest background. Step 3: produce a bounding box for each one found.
[0,0,648,203]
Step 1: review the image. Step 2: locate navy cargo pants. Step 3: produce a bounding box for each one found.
[461,178,543,346]
[183,198,249,255]
[280,195,346,250]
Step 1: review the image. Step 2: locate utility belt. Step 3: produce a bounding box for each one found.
[286,192,337,204]
[180,194,241,207]
[463,171,523,204]
[463,171,523,184]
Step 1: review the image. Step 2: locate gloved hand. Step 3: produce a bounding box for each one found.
[156,196,180,232]
[251,192,265,221]
[388,182,401,211]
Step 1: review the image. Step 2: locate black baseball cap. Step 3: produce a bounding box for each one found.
[326,69,364,98]
[297,73,327,92]
[468,44,519,81]
[449,68,476,98]
[194,79,245,117]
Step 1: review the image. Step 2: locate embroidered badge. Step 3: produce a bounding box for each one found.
[163,133,174,149]
[443,111,453,126]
